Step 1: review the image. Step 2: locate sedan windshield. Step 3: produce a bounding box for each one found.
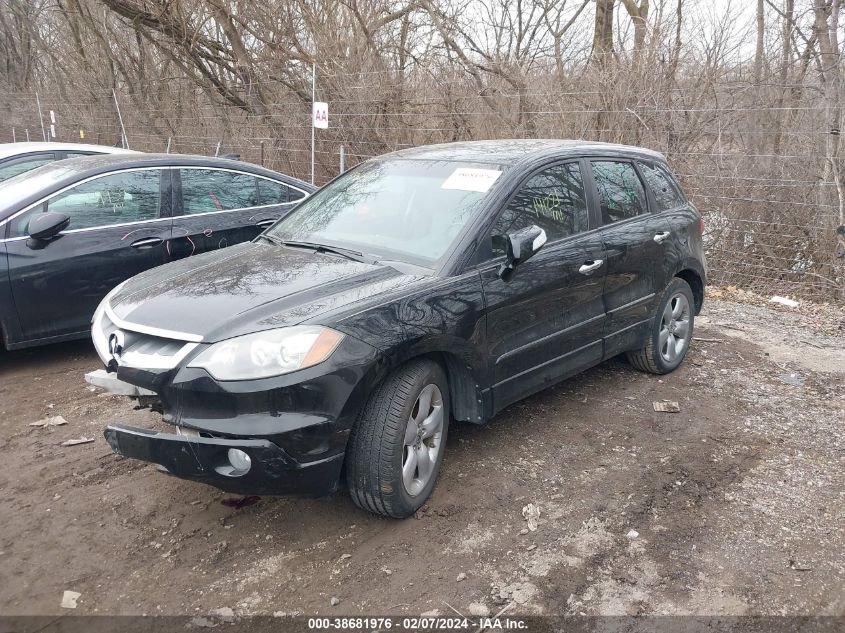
[266,159,506,267]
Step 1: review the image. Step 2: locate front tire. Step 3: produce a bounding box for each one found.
[627,277,695,374]
[346,359,450,518]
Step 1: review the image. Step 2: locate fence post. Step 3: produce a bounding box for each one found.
[339,144,345,174]
[112,89,129,149]
[311,62,316,185]
[260,141,265,166]
[165,137,172,153]
[25,129,30,142]
[36,92,46,142]
[11,128,16,142]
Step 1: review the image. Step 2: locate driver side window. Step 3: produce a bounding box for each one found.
[488,162,588,258]
[11,170,162,237]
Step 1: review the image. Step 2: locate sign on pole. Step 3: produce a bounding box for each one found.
[313,102,329,129]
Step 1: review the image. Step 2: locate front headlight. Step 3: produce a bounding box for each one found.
[187,326,344,380]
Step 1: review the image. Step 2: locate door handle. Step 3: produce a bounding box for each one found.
[130,237,163,249]
[578,259,604,274]
[255,219,276,228]
[653,231,671,244]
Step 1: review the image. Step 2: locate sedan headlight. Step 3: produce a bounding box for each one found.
[187,326,344,380]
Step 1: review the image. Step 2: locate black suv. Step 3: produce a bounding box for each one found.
[92,140,706,518]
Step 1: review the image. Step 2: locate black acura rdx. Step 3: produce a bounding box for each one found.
[91,140,706,518]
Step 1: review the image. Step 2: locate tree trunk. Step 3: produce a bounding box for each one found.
[621,0,649,66]
[812,0,844,300]
[593,0,615,66]
[772,0,794,156]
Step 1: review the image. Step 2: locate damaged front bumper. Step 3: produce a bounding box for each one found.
[85,369,156,397]
[103,424,344,496]
[90,320,380,498]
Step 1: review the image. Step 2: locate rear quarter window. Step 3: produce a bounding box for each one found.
[639,162,685,212]
[257,178,306,205]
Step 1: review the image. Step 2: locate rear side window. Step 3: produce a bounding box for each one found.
[11,169,162,236]
[0,154,55,182]
[639,162,684,211]
[591,161,647,224]
[489,162,589,256]
[257,178,306,205]
[179,169,259,214]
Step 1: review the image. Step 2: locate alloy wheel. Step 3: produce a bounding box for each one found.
[659,293,692,363]
[401,383,444,496]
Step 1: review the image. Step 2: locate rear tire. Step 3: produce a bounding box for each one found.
[346,359,450,518]
[627,277,695,375]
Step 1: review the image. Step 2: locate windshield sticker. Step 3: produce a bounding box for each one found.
[441,168,502,193]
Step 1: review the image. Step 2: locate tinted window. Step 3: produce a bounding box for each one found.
[11,169,162,236]
[639,162,684,211]
[65,152,97,159]
[257,178,306,205]
[0,154,55,182]
[490,162,588,256]
[180,169,258,214]
[591,161,647,224]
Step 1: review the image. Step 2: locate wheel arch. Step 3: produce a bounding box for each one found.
[337,340,488,435]
[674,268,704,315]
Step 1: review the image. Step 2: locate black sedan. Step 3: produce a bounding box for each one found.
[92,140,706,518]
[0,154,313,349]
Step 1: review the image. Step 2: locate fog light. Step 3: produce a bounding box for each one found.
[227,448,252,475]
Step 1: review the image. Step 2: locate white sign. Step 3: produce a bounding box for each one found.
[313,102,328,129]
[441,168,502,193]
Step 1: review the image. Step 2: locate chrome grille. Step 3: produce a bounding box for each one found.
[93,304,199,370]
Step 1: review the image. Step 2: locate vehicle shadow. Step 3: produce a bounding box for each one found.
[0,338,98,377]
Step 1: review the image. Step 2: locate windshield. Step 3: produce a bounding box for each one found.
[266,159,506,267]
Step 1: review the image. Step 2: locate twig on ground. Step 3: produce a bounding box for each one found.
[442,601,466,618]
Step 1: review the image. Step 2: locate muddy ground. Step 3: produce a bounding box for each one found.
[0,298,843,619]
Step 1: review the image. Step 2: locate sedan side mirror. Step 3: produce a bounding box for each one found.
[28,212,70,242]
[497,224,547,281]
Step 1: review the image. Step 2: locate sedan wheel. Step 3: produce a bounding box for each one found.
[346,359,450,518]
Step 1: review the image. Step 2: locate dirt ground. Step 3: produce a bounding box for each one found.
[0,296,843,620]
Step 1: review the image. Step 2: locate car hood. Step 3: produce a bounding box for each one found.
[109,242,426,342]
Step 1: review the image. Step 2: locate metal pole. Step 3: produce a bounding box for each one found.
[25,129,30,142]
[311,62,316,185]
[12,128,16,143]
[260,141,265,166]
[36,92,47,141]
[165,137,172,153]
[112,89,129,149]
[339,144,345,174]
[214,140,221,157]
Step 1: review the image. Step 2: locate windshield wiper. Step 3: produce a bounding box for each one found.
[277,239,375,264]
[258,234,284,246]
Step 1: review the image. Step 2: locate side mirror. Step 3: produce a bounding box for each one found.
[28,212,70,242]
[497,224,547,281]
